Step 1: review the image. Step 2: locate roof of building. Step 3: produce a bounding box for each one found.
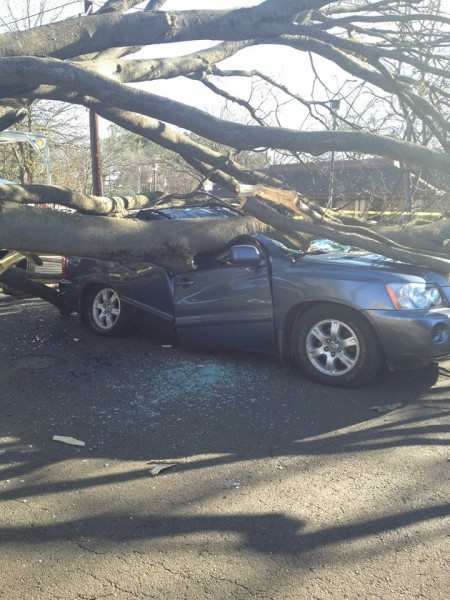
[266,159,441,198]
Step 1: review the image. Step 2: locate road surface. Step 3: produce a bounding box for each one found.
[0,294,449,599]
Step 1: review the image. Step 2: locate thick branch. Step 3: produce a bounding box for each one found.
[78,41,252,84]
[3,56,449,171]
[0,201,272,272]
[0,2,324,60]
[0,184,160,214]
[240,196,450,275]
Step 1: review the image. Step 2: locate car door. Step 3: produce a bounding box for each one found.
[172,242,276,352]
[110,260,176,341]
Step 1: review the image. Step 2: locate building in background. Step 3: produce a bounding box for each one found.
[266,159,447,214]
[213,158,448,217]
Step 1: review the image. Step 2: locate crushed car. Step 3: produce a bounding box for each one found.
[59,204,450,388]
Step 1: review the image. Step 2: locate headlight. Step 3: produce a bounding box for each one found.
[386,282,445,310]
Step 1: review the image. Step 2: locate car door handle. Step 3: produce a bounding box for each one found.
[174,278,195,287]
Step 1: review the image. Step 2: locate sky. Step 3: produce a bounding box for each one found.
[157,0,262,8]
[127,0,343,130]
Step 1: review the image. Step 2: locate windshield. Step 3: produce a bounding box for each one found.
[307,239,355,254]
[268,238,305,258]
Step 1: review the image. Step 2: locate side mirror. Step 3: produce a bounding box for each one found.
[230,245,262,265]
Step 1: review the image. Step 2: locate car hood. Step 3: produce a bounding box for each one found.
[302,251,446,282]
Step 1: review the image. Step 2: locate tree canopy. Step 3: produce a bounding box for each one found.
[1,0,450,297]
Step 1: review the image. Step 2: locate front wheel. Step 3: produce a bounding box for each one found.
[293,304,382,388]
[82,286,128,336]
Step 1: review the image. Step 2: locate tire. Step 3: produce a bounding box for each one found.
[82,286,128,336]
[293,304,382,388]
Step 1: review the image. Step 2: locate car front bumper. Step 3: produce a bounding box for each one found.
[366,307,450,367]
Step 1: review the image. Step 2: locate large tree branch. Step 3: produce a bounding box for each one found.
[240,196,450,275]
[85,97,285,191]
[78,41,252,84]
[83,0,181,63]
[2,56,449,171]
[0,2,325,60]
[0,183,161,214]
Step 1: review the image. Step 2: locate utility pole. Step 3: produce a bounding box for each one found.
[85,1,103,196]
[152,162,158,192]
[402,122,413,212]
[326,99,340,209]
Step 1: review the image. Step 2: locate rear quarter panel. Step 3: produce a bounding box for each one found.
[62,257,176,340]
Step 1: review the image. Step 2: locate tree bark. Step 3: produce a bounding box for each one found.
[0,201,274,272]
[1,56,449,172]
[0,2,326,60]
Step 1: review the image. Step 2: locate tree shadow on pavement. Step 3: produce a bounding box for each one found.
[1,297,449,569]
[0,503,448,557]
[1,349,448,505]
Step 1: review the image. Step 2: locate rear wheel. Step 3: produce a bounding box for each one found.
[82,286,128,336]
[293,304,382,388]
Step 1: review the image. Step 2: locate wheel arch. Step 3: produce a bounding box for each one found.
[281,300,386,363]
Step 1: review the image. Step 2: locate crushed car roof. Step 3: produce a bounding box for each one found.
[132,204,242,221]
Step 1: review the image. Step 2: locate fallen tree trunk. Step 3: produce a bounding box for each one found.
[3,183,450,314]
[0,201,275,272]
[3,190,450,274]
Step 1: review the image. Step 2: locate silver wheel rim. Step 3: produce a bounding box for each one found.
[305,318,360,377]
[92,288,121,330]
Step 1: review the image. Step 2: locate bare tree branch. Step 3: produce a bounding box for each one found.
[1,56,449,170]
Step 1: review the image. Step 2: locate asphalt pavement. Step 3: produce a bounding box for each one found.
[0,294,449,599]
